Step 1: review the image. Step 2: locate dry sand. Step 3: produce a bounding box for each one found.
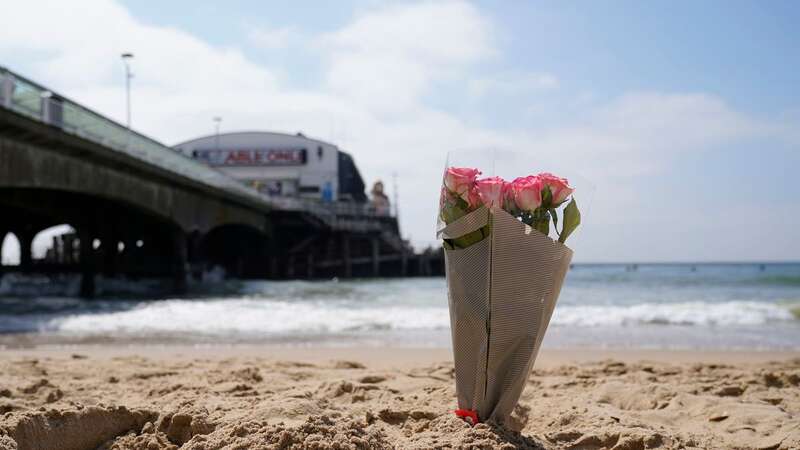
[0,346,798,449]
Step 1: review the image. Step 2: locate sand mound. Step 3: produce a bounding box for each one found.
[0,406,155,450]
[101,412,544,450]
[182,415,391,450]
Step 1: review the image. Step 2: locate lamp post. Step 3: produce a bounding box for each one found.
[213,116,222,151]
[392,171,399,219]
[121,53,134,129]
[40,90,52,124]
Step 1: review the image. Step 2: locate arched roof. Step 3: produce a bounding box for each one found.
[173,131,340,150]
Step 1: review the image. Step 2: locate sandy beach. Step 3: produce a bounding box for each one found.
[0,346,797,449]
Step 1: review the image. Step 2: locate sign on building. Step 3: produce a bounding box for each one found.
[193,148,308,166]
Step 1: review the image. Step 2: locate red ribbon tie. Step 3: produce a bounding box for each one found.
[454,409,480,425]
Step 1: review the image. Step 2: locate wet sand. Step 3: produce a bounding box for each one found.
[0,346,798,449]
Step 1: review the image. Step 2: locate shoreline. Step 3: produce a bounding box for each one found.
[2,344,797,367]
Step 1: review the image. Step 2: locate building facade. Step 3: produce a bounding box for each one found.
[174,131,367,203]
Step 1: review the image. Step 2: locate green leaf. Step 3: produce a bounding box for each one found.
[550,208,560,237]
[538,219,549,236]
[452,228,487,249]
[530,208,549,236]
[450,215,492,249]
[541,187,552,209]
[558,198,581,244]
[441,203,466,225]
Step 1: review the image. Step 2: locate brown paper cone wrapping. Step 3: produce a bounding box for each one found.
[438,206,573,424]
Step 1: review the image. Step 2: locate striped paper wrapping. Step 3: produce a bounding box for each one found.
[438,206,573,424]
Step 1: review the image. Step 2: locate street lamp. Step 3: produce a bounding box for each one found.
[213,116,222,151]
[121,53,134,129]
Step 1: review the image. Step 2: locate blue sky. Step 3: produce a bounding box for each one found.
[1,0,799,262]
[116,0,800,110]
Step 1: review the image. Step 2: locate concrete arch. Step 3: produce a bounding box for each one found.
[0,135,267,233]
[0,187,181,235]
[32,224,75,259]
[199,223,271,279]
[1,231,21,266]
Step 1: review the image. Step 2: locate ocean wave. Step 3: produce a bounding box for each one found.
[551,301,797,327]
[567,264,800,288]
[753,275,800,286]
[41,298,800,339]
[49,298,451,336]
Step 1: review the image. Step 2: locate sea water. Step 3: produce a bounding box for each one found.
[0,263,798,350]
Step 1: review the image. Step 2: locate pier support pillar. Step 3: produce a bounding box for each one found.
[270,256,279,279]
[187,231,204,281]
[287,254,296,279]
[341,235,352,278]
[401,250,408,277]
[51,236,61,264]
[172,229,188,294]
[18,229,33,272]
[0,229,7,274]
[371,237,380,277]
[79,226,95,298]
[102,224,118,278]
[63,234,76,264]
[307,253,314,279]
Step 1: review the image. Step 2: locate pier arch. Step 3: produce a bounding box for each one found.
[199,224,271,279]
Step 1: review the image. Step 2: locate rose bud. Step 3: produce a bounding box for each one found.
[466,186,483,209]
[476,176,506,209]
[444,167,481,199]
[538,172,573,206]
[513,176,544,212]
[501,179,518,213]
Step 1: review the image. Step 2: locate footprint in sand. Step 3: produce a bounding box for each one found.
[19,378,50,394]
[713,385,745,397]
[359,375,387,384]
[333,360,366,369]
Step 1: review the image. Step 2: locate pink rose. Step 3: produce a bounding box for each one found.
[465,187,483,209]
[538,172,573,205]
[439,186,450,210]
[475,176,505,209]
[501,179,517,212]
[443,167,481,200]
[513,176,543,211]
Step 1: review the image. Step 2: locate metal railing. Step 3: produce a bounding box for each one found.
[265,196,395,231]
[0,66,265,207]
[0,65,400,232]
[266,196,391,217]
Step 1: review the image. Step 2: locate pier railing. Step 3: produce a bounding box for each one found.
[0,66,265,207]
[1,65,401,234]
[265,196,396,232]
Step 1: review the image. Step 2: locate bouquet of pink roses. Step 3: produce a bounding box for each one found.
[437,167,580,426]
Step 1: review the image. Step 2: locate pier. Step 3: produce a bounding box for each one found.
[0,66,442,297]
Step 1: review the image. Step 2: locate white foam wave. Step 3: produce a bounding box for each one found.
[552,301,795,327]
[50,299,450,336]
[47,298,797,338]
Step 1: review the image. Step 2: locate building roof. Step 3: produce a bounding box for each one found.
[173,131,340,150]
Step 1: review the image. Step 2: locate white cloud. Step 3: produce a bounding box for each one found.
[246,25,297,49]
[529,92,771,179]
[0,0,279,111]
[317,0,493,113]
[468,71,559,98]
[322,1,492,64]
